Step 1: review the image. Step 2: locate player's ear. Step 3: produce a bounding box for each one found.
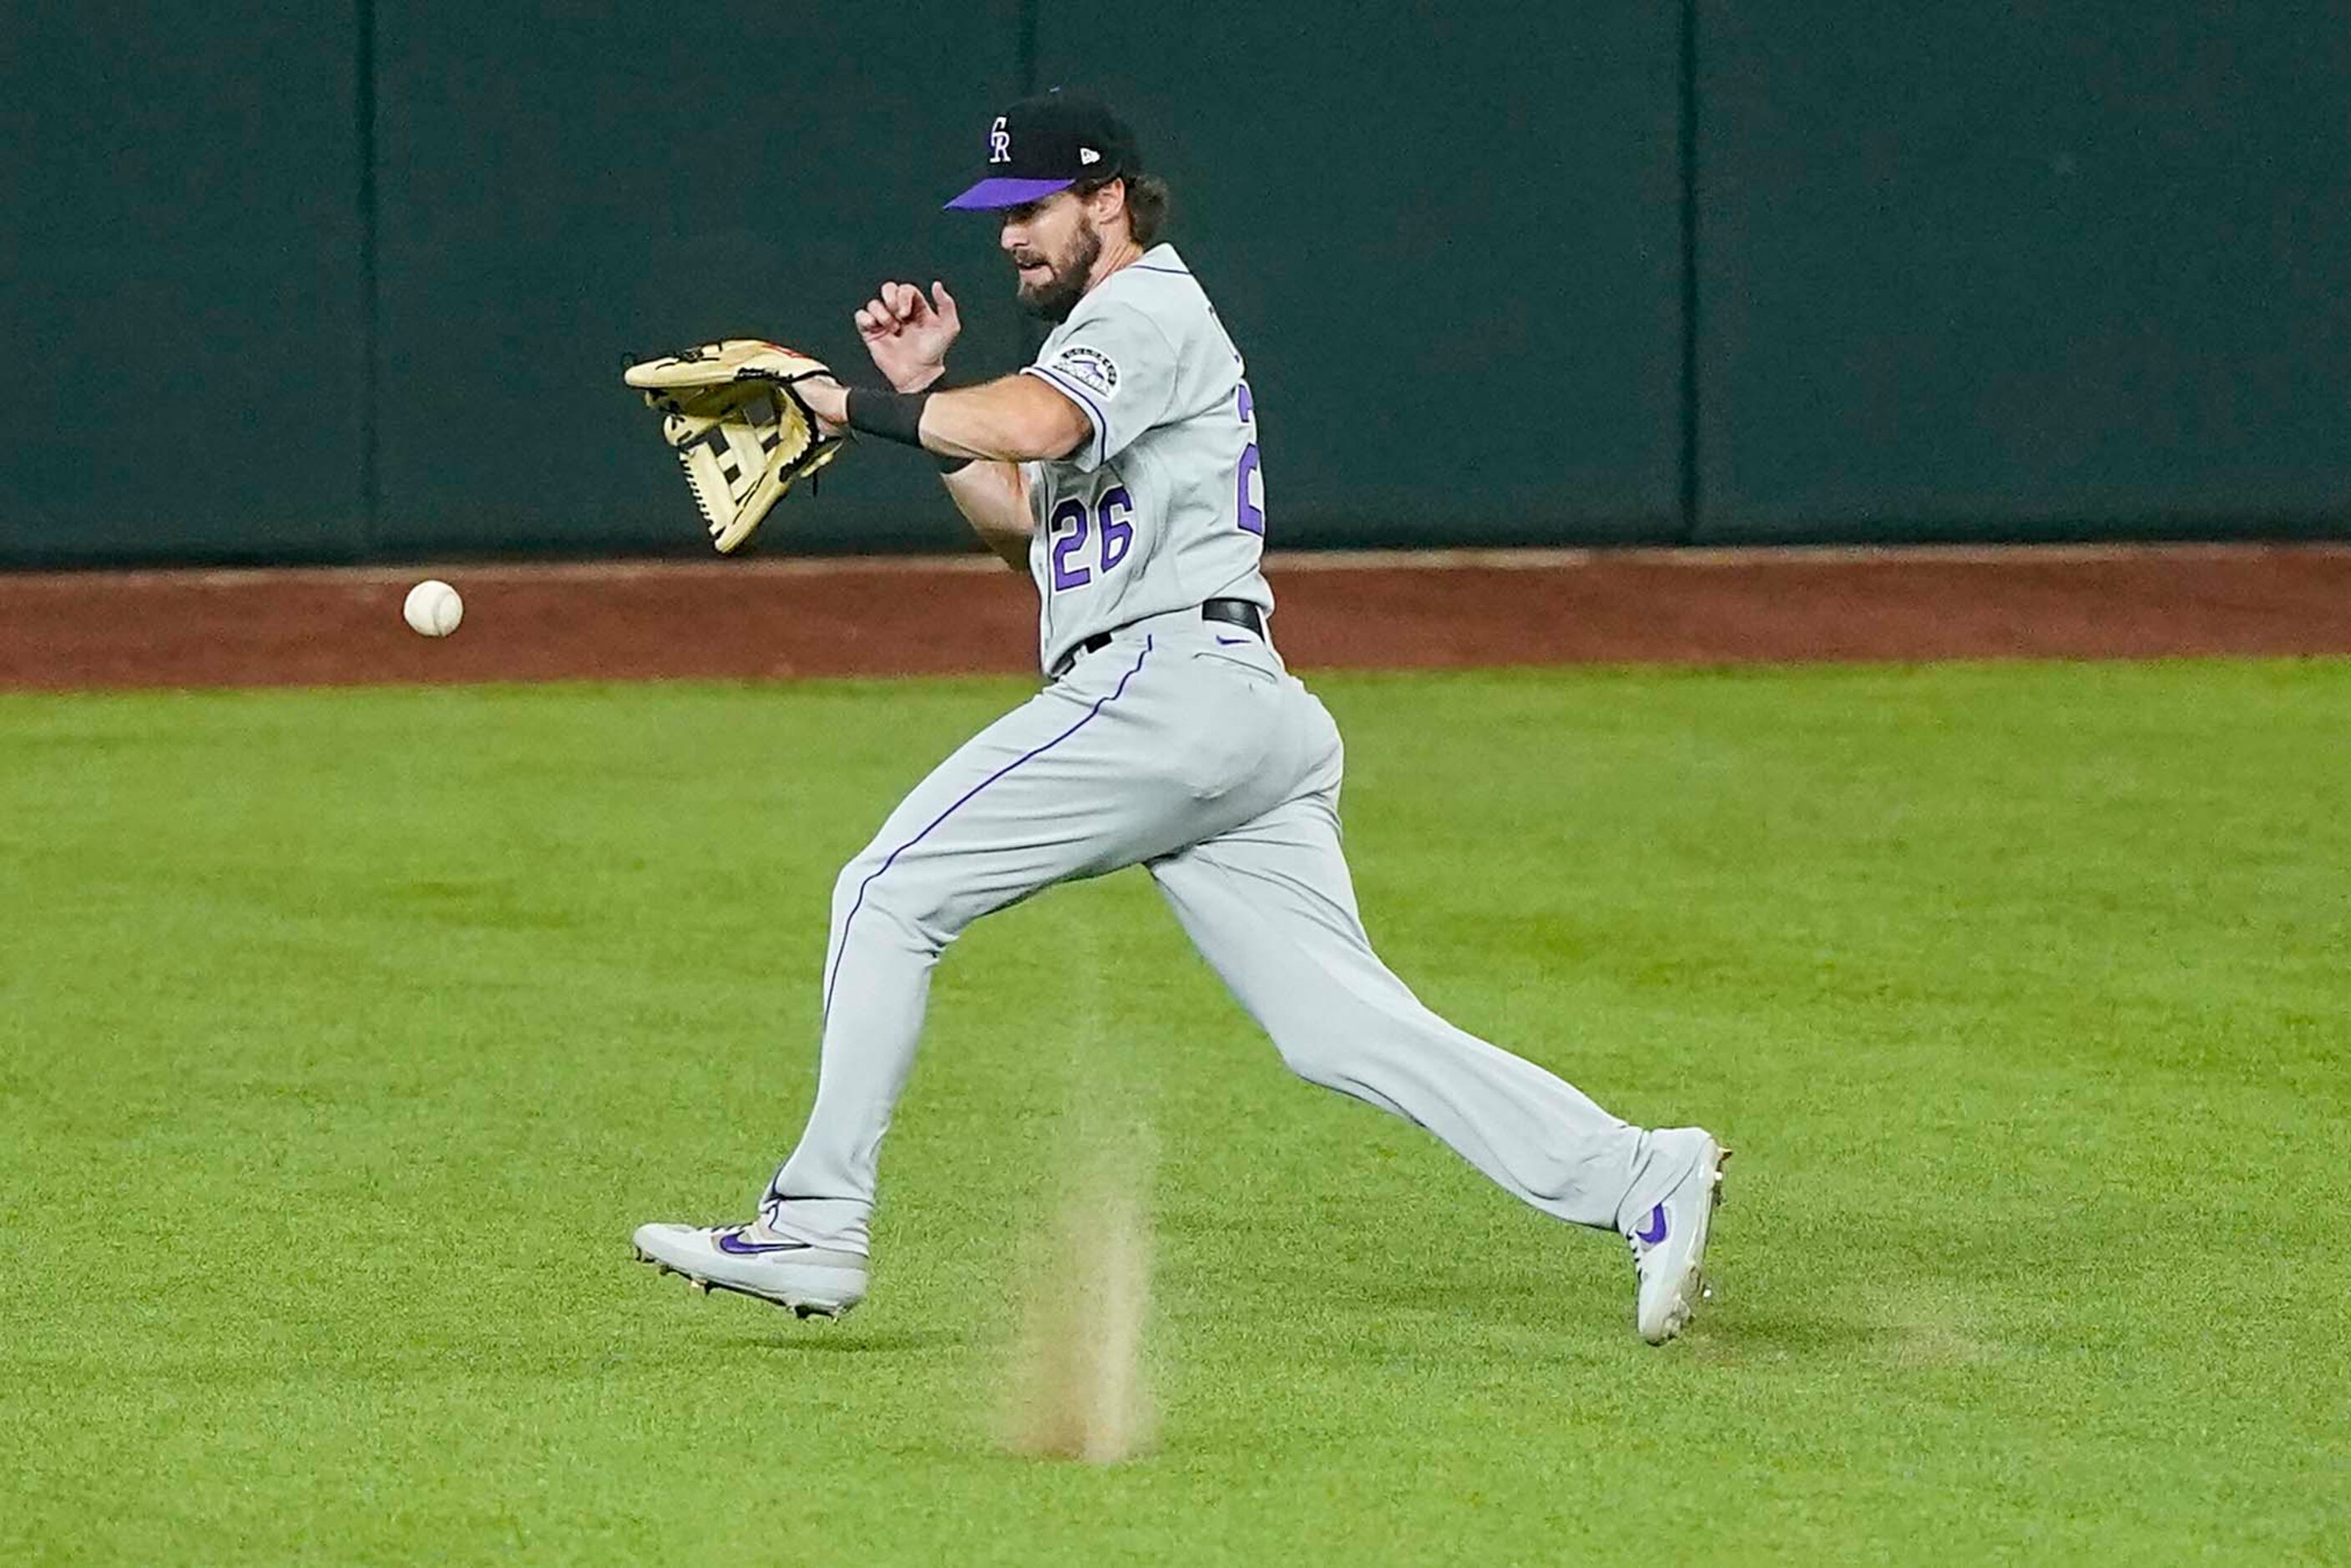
[1090,177,1131,233]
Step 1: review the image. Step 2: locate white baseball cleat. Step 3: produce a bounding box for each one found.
[630,1221,869,1320]
[1624,1128,1730,1345]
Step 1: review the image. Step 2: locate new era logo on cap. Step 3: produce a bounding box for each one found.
[945,90,1140,210]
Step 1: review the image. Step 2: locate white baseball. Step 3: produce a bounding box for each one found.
[402,579,463,638]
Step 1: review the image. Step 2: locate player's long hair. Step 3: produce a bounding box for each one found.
[1079,173,1171,247]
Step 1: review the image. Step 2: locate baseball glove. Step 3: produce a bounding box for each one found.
[624,339,849,554]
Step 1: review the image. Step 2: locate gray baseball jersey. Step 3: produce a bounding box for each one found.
[1018,244,1272,674]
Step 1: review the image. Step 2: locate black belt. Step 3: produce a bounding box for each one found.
[1051,599,1266,678]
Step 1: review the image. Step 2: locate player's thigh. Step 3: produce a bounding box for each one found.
[1148,792,1372,971]
[837,675,1202,929]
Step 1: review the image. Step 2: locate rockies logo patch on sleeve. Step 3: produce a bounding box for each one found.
[1050,345,1121,400]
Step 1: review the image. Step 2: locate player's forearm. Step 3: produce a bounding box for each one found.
[941,461,1033,571]
[808,375,1087,464]
[918,377,1090,463]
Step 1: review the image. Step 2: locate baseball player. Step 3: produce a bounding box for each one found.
[633,91,1727,1343]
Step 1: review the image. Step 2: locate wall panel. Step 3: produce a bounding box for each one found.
[0,1,366,564]
[1032,1,1687,546]
[371,3,1029,557]
[1695,3,2351,540]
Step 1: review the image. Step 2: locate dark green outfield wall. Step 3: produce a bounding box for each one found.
[2,3,2343,564]
[2,3,370,562]
[367,3,1035,559]
[1695,3,2351,542]
[1035,3,1687,547]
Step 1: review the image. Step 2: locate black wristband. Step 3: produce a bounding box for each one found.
[936,453,977,476]
[843,386,930,448]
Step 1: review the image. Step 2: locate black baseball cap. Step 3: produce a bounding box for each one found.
[943,89,1140,210]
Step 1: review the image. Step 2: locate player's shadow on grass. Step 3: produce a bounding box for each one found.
[1340,1270,1889,1361]
[1691,1307,1883,1358]
[719,1328,965,1354]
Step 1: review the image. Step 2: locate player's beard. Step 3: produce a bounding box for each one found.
[1015,219,1103,324]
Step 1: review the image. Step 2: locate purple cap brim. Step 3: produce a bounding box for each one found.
[943,176,1077,211]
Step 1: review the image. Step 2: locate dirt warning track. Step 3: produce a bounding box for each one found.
[3,544,2348,690]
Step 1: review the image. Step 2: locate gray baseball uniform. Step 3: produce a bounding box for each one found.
[760,245,1678,1253]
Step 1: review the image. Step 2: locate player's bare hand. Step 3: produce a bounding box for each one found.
[855,280,961,392]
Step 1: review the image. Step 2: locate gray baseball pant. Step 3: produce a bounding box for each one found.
[759,609,1668,1254]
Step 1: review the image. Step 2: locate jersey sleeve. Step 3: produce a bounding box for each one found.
[1020,298,1182,472]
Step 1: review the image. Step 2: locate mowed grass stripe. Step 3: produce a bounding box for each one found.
[2,661,2345,1564]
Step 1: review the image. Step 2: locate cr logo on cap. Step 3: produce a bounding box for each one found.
[988,116,1011,164]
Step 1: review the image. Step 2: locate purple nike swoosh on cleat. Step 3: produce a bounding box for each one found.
[715,1232,805,1257]
[1216,635,1251,645]
[1635,1204,1668,1246]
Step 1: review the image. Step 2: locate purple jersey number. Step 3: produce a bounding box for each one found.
[1098,487,1134,571]
[1049,498,1091,590]
[1049,488,1136,591]
[1235,381,1264,536]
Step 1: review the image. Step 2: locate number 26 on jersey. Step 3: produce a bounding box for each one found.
[1048,487,1134,591]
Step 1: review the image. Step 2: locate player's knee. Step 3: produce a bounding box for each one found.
[830,852,881,918]
[1268,1029,1349,1088]
[831,852,958,952]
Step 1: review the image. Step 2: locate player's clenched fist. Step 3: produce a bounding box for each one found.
[855,280,960,392]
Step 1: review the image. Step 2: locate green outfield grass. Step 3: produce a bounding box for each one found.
[3,660,2347,1564]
